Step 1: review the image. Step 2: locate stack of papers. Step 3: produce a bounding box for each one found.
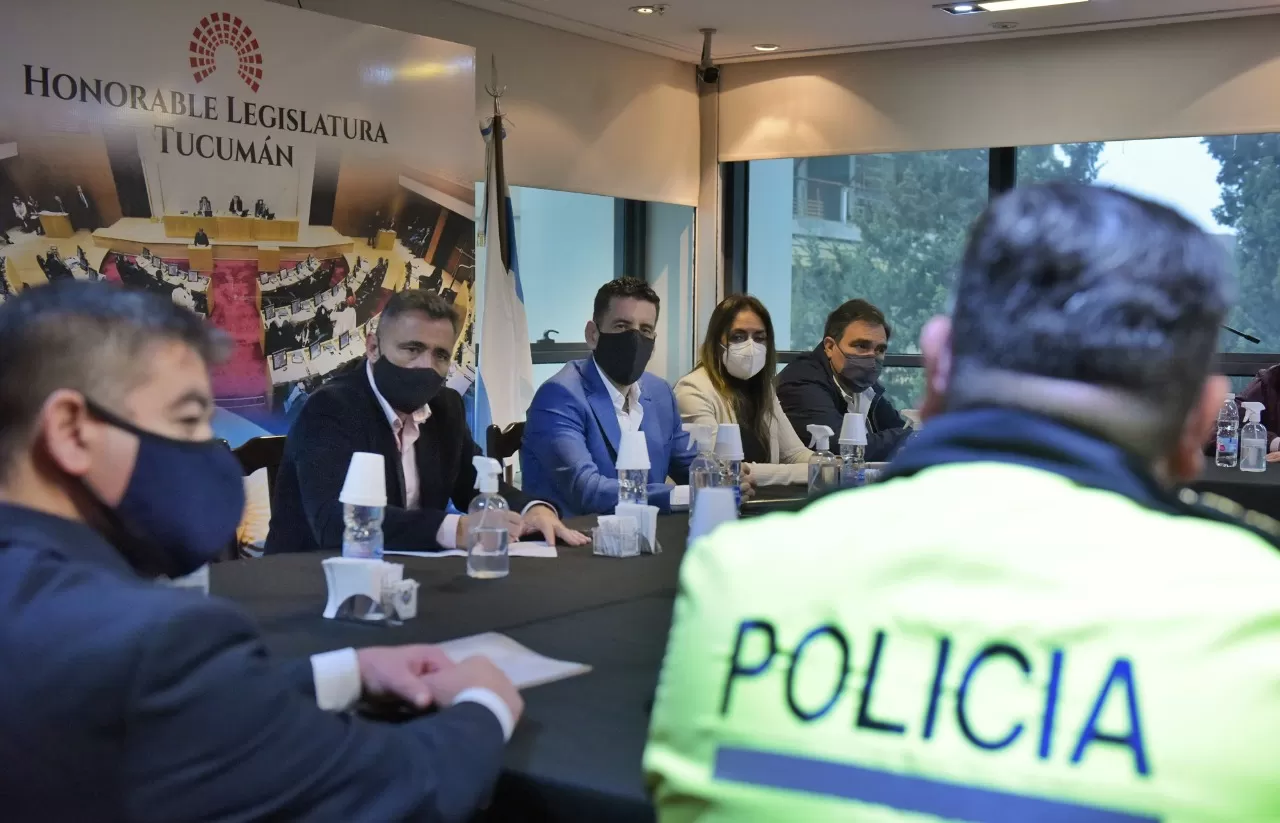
[437,632,591,689]
[384,541,557,559]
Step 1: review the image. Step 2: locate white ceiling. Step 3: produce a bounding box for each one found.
[447,0,1280,62]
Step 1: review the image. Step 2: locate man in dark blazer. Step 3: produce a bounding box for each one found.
[229,194,244,214]
[0,281,524,822]
[776,298,913,462]
[265,289,587,554]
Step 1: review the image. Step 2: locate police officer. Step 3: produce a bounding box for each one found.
[0,282,523,821]
[646,183,1280,821]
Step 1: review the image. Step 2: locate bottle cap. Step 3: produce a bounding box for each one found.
[839,413,867,446]
[713,423,745,460]
[472,455,502,493]
[1226,392,1236,401]
[339,452,387,507]
[806,424,834,451]
[616,430,652,471]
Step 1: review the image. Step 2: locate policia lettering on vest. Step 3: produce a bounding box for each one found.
[721,621,1148,776]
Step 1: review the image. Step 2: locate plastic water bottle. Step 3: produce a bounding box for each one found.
[618,469,649,506]
[1216,393,1240,468]
[342,504,385,560]
[467,456,510,579]
[339,452,387,559]
[683,423,718,513]
[1240,401,1267,473]
[616,430,651,507]
[806,424,840,497]
[839,412,868,488]
[714,424,745,508]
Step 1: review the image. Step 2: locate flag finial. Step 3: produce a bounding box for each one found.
[484,56,505,116]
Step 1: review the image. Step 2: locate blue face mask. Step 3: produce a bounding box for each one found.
[85,400,245,578]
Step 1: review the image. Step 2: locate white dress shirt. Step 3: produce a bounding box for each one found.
[309,648,515,741]
[594,360,644,432]
[592,361,691,508]
[366,361,550,548]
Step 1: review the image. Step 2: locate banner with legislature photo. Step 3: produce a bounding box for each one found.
[0,0,479,452]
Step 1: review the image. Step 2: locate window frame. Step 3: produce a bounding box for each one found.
[730,145,1275,380]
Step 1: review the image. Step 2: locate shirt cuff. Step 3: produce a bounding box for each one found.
[669,485,690,510]
[311,647,361,712]
[454,687,516,742]
[436,514,461,550]
[520,500,555,517]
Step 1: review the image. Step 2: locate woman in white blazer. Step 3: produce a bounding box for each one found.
[674,295,812,486]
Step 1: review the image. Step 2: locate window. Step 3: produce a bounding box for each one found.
[1018,135,1280,356]
[477,184,616,348]
[748,149,989,410]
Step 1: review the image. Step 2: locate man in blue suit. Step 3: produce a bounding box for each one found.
[524,278,752,515]
[0,282,522,822]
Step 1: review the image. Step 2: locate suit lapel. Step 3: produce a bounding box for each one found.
[583,360,622,458]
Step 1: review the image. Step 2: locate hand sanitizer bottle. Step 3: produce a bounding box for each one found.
[839,412,867,489]
[683,423,718,514]
[466,456,510,579]
[806,424,839,497]
[1240,402,1267,473]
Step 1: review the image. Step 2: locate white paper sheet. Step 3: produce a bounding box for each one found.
[384,541,558,559]
[436,632,591,690]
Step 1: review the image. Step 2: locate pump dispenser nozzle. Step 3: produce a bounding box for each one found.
[472,456,501,494]
[807,424,834,451]
[1242,401,1265,424]
[682,422,714,452]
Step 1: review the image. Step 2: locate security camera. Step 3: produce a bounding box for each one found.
[698,28,719,86]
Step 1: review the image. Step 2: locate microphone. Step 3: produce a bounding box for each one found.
[1223,324,1261,345]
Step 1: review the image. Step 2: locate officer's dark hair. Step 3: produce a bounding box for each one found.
[378,288,461,337]
[0,281,226,478]
[951,183,1233,427]
[593,277,661,327]
[823,299,892,345]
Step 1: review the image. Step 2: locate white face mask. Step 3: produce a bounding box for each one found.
[722,340,768,380]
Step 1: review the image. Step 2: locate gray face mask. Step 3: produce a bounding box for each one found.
[839,353,882,393]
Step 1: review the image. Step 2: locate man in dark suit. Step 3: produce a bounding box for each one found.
[229,194,244,214]
[266,289,587,554]
[0,282,523,822]
[192,228,210,247]
[197,195,212,217]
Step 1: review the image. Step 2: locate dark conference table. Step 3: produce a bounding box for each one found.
[215,465,1280,821]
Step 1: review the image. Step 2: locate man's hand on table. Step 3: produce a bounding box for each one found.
[424,656,525,730]
[1267,451,1280,463]
[521,504,590,547]
[356,644,455,709]
[740,464,757,502]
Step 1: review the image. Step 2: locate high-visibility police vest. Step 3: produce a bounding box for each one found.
[645,462,1280,822]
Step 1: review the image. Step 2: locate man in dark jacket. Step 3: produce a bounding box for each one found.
[265,289,587,554]
[776,298,912,462]
[1237,364,1280,461]
[0,282,523,822]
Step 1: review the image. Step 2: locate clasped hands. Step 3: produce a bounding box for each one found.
[356,645,524,723]
[455,504,590,547]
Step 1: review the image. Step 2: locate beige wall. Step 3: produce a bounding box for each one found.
[270,0,700,206]
[719,14,1280,162]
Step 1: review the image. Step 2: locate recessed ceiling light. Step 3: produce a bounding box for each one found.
[630,5,656,14]
[752,43,780,52]
[936,0,1087,13]
[978,0,1088,10]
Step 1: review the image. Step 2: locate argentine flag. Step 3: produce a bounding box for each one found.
[473,112,533,448]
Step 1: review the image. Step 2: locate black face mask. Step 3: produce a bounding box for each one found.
[373,356,444,413]
[593,330,654,387]
[839,352,883,393]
